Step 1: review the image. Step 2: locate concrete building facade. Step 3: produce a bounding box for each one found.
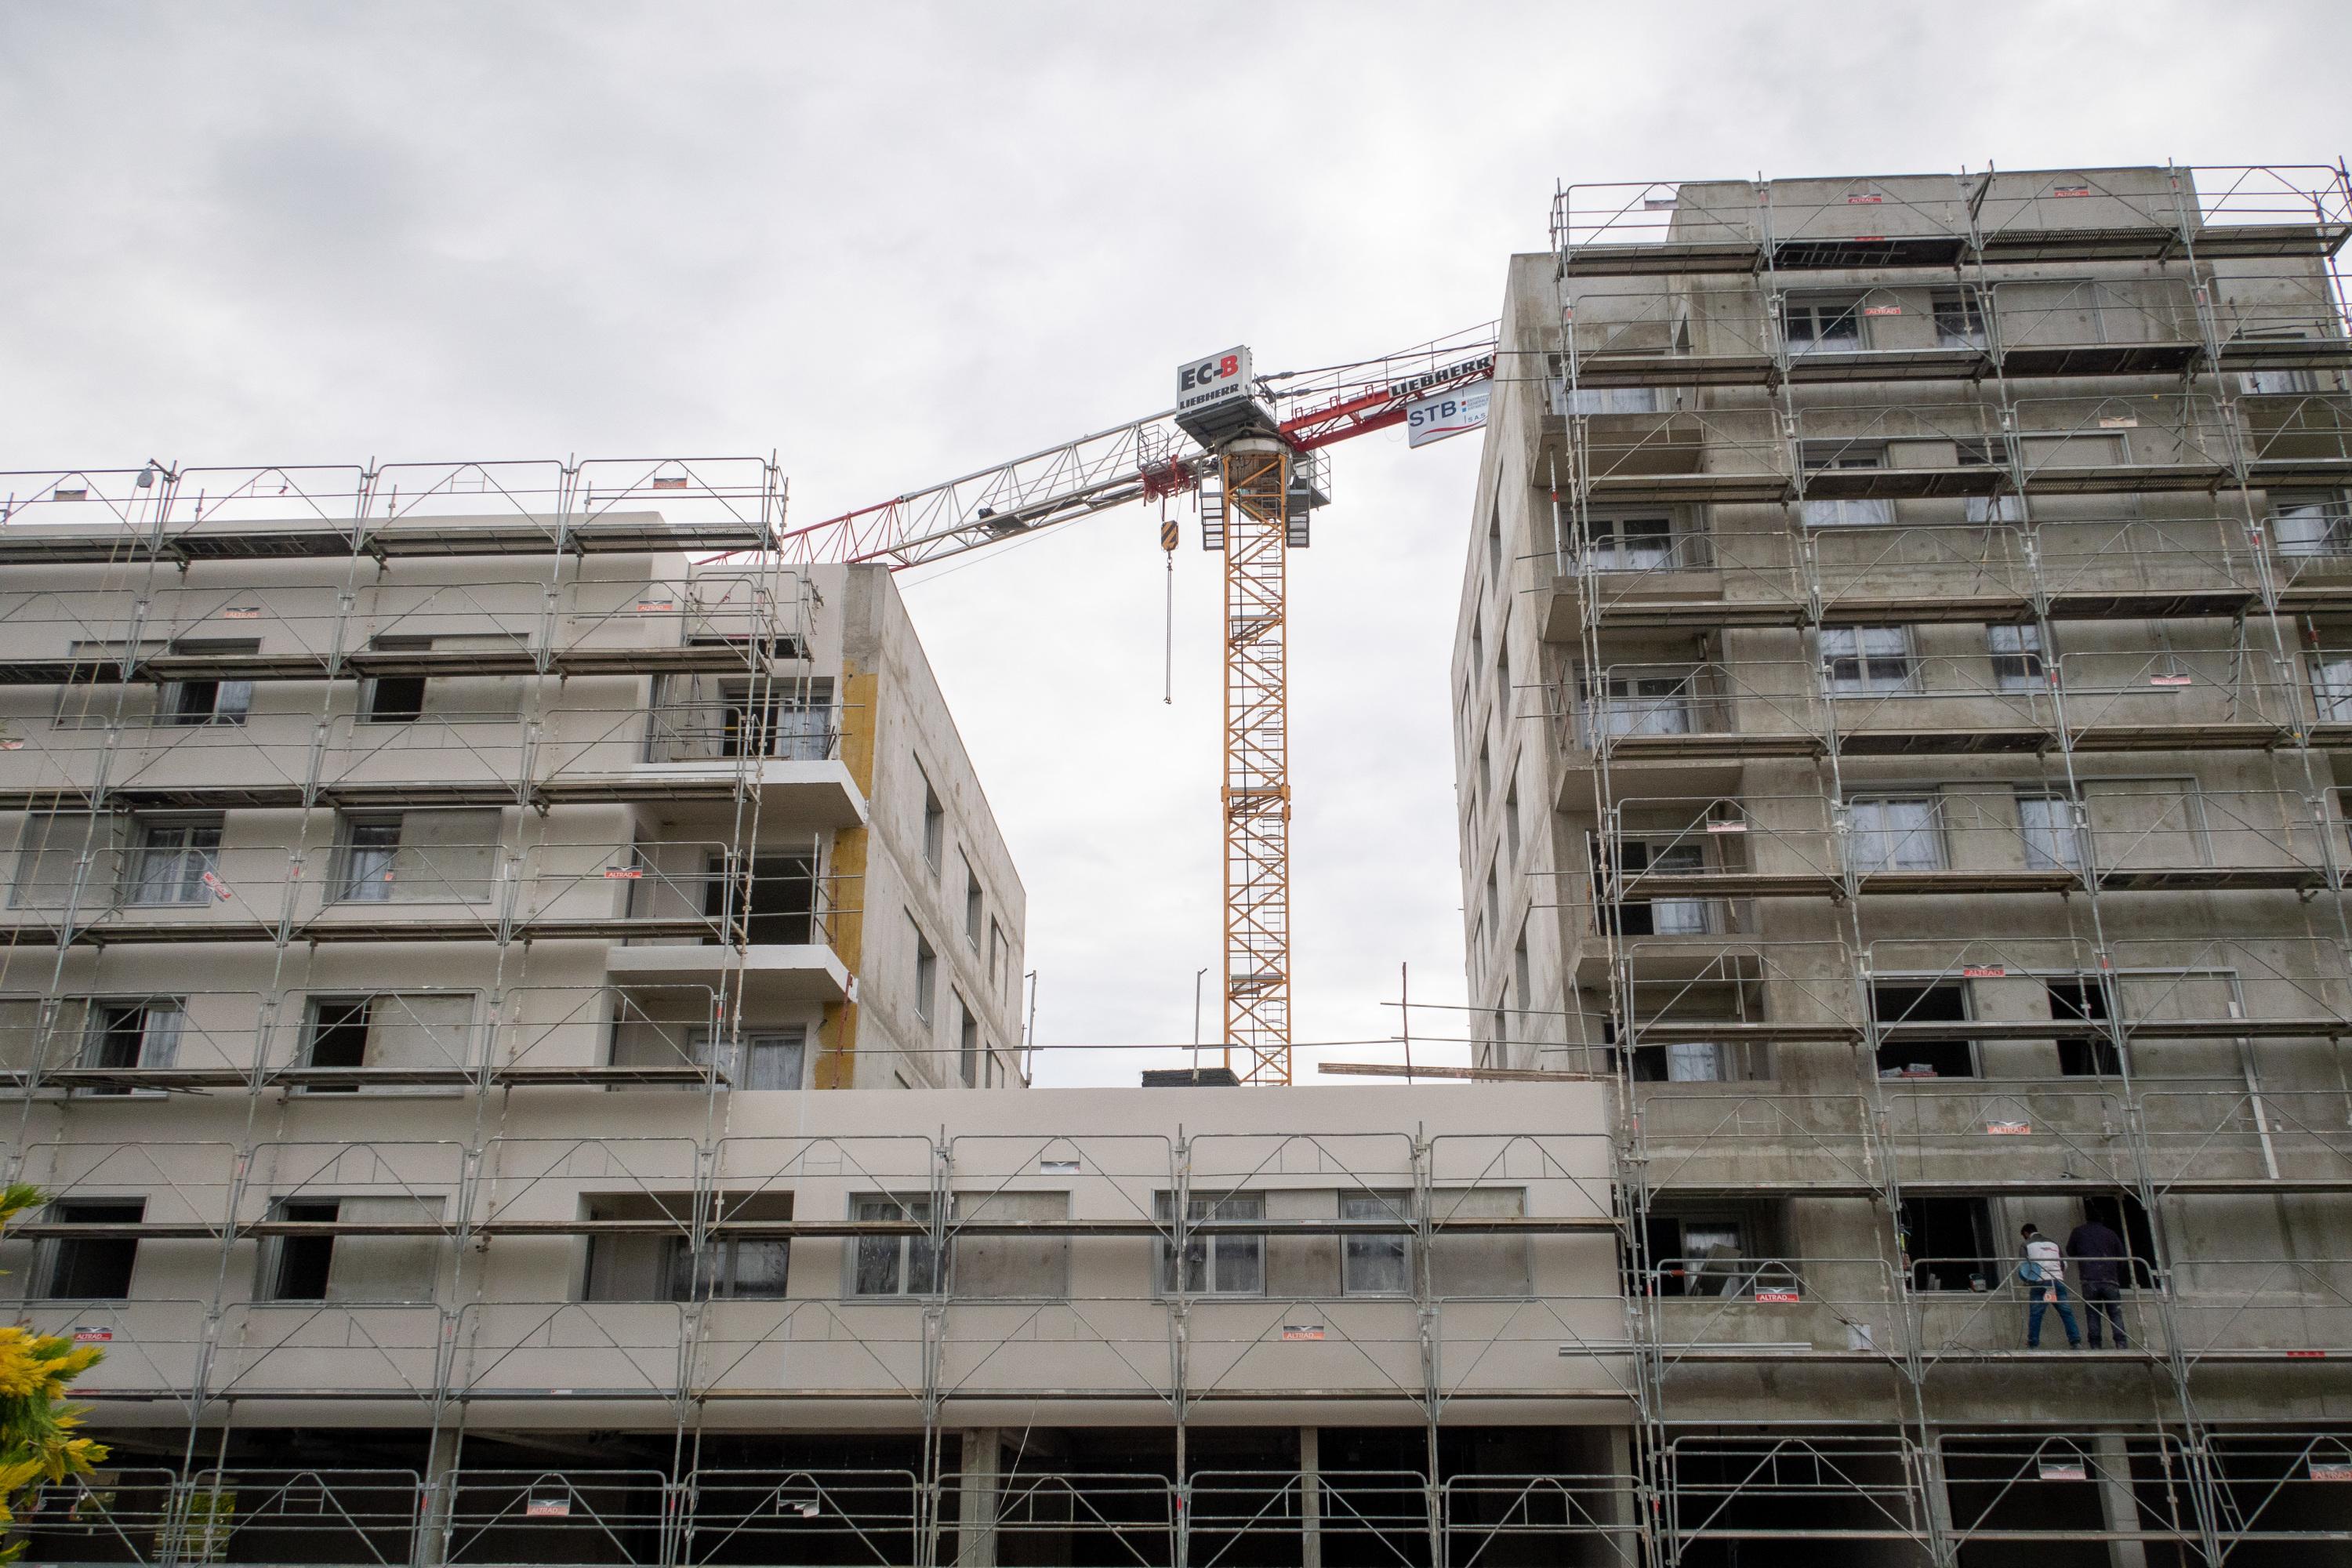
[1457,164,2352,1561]
[0,462,1629,1566]
[0,463,1026,1098]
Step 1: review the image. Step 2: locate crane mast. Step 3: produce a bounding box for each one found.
[1212,438,1298,1083]
[775,329,1498,1084]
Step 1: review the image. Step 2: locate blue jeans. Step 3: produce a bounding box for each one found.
[2027,1279,2082,1348]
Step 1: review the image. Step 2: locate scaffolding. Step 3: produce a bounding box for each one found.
[2,1111,1628,1566]
[1537,162,2352,1561]
[0,457,1642,1566]
[0,456,840,1108]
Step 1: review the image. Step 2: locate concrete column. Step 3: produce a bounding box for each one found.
[1604,1425,1641,1568]
[1299,1427,1321,1568]
[2092,1433,2148,1568]
[955,1428,1001,1568]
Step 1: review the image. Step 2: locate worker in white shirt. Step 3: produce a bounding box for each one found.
[2017,1224,2082,1349]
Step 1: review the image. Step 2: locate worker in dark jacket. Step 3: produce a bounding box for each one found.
[2066,1214,2131,1349]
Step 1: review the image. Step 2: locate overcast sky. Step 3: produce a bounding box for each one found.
[3,2,2346,1085]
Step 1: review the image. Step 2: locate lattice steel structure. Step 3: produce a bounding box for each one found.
[1215,441,1296,1085]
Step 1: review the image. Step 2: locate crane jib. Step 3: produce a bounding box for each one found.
[1384,354,1497,401]
[793,328,1501,1087]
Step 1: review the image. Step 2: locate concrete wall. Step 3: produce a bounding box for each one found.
[2,1082,1623,1437]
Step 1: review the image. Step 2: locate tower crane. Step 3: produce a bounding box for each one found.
[775,327,1497,1085]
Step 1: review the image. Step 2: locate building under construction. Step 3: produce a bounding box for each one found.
[1459,161,2352,1560]
[0,466,1624,1566]
[13,156,2352,1567]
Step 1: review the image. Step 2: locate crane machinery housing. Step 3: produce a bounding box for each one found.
[775,329,1498,1084]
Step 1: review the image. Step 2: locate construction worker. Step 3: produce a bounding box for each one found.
[2067,1213,2132,1349]
[2018,1224,2081,1349]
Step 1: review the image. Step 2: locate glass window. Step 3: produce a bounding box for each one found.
[1801,448,1894,528]
[2018,794,2085,872]
[1849,798,1944,873]
[1956,439,2024,523]
[1156,1192,1265,1295]
[1584,516,1676,572]
[82,1000,183,1080]
[2274,493,2352,557]
[1341,1191,1414,1295]
[165,678,253,727]
[1820,627,1914,693]
[2242,359,2320,396]
[666,1232,790,1301]
[851,1195,938,1296]
[1783,296,1863,354]
[2314,656,2352,721]
[1634,840,1711,934]
[337,818,401,902]
[127,819,222,905]
[1989,624,2046,691]
[1933,292,1987,349]
[717,678,833,760]
[691,1028,806,1091]
[1585,670,1697,739]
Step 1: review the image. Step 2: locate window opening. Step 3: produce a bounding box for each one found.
[1874,982,1976,1079]
[1988,623,2045,690]
[44,1200,143,1299]
[337,818,402,902]
[704,854,816,945]
[1898,1195,1996,1292]
[1341,1192,1414,1294]
[1821,626,1915,693]
[1848,798,1945,873]
[1157,1192,1265,1295]
[912,921,937,1022]
[851,1195,938,1296]
[127,819,222,904]
[2050,981,2122,1077]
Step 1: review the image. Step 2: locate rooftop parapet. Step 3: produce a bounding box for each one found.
[1551,163,2352,276]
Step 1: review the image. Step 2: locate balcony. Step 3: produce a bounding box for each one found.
[605,942,850,1003]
